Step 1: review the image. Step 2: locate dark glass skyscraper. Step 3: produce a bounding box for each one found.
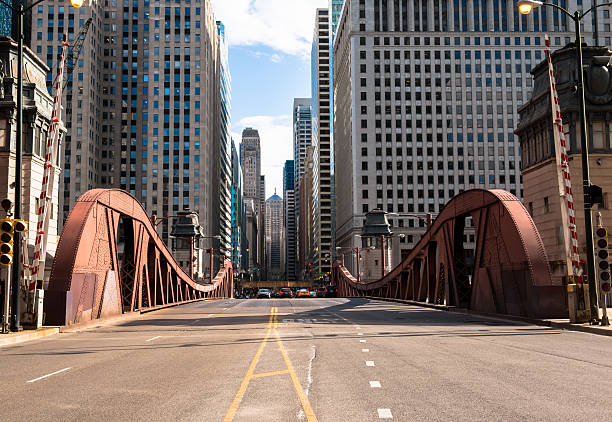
[284,160,297,280]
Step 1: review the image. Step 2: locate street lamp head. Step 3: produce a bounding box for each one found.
[517,0,542,15]
[71,0,85,8]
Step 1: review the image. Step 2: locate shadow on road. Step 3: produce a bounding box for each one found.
[2,298,563,357]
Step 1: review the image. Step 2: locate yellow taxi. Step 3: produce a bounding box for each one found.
[297,289,311,298]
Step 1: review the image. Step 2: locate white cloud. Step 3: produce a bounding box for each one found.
[211,0,329,58]
[233,114,293,199]
[248,50,283,63]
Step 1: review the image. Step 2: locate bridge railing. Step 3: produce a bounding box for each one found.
[44,189,233,325]
[333,189,567,319]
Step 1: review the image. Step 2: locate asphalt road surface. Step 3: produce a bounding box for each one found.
[1,298,611,421]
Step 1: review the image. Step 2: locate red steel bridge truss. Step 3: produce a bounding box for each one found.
[44,189,233,325]
[333,189,567,319]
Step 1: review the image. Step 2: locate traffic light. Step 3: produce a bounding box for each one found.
[0,218,14,266]
[595,227,611,293]
[13,219,28,232]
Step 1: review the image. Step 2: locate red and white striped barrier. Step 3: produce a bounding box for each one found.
[545,34,584,284]
[27,33,69,290]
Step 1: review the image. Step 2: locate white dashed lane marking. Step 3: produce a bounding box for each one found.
[365,361,375,367]
[370,381,381,388]
[27,367,71,383]
[360,339,366,343]
[362,349,369,353]
[145,336,162,342]
[378,408,393,419]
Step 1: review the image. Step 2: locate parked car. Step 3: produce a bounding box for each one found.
[324,285,338,297]
[310,290,317,297]
[257,288,271,299]
[297,289,311,298]
[279,288,293,298]
[316,287,326,298]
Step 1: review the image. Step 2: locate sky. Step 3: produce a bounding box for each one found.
[211,0,329,199]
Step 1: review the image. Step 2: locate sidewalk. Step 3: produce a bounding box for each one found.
[543,307,612,337]
[0,327,60,347]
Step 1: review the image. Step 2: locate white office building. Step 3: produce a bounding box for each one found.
[333,0,611,273]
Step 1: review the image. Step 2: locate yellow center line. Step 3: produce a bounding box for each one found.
[250,369,290,379]
[273,311,319,422]
[222,306,318,422]
[222,307,276,422]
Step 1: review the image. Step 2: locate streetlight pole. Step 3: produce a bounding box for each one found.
[10,3,24,332]
[573,10,599,319]
[380,235,385,278]
[356,247,360,282]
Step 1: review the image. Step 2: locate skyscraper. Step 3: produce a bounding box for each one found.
[212,20,232,258]
[299,146,315,280]
[240,127,263,272]
[292,98,312,279]
[328,0,345,256]
[311,8,332,283]
[0,3,12,37]
[293,98,312,195]
[283,160,297,280]
[265,191,284,281]
[332,0,610,274]
[240,128,261,204]
[231,138,246,273]
[30,0,227,251]
[259,174,266,279]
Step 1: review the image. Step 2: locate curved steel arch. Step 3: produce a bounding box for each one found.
[333,189,567,318]
[45,189,233,325]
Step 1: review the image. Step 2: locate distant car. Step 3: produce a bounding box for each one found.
[279,288,293,298]
[324,285,338,297]
[257,288,271,299]
[297,289,310,298]
[316,287,326,298]
[310,290,316,297]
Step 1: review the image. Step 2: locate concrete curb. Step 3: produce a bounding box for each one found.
[62,297,222,332]
[140,297,222,314]
[360,296,612,337]
[0,327,60,347]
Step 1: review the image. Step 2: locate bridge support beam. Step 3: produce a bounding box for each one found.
[44,189,233,326]
[332,189,567,319]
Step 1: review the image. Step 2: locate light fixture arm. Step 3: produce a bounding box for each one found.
[582,2,612,19]
[536,1,573,19]
[532,1,612,20]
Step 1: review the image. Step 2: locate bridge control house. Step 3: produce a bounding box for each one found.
[170,212,208,282]
[517,43,612,286]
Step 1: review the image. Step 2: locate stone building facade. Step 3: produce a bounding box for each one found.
[0,37,63,272]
